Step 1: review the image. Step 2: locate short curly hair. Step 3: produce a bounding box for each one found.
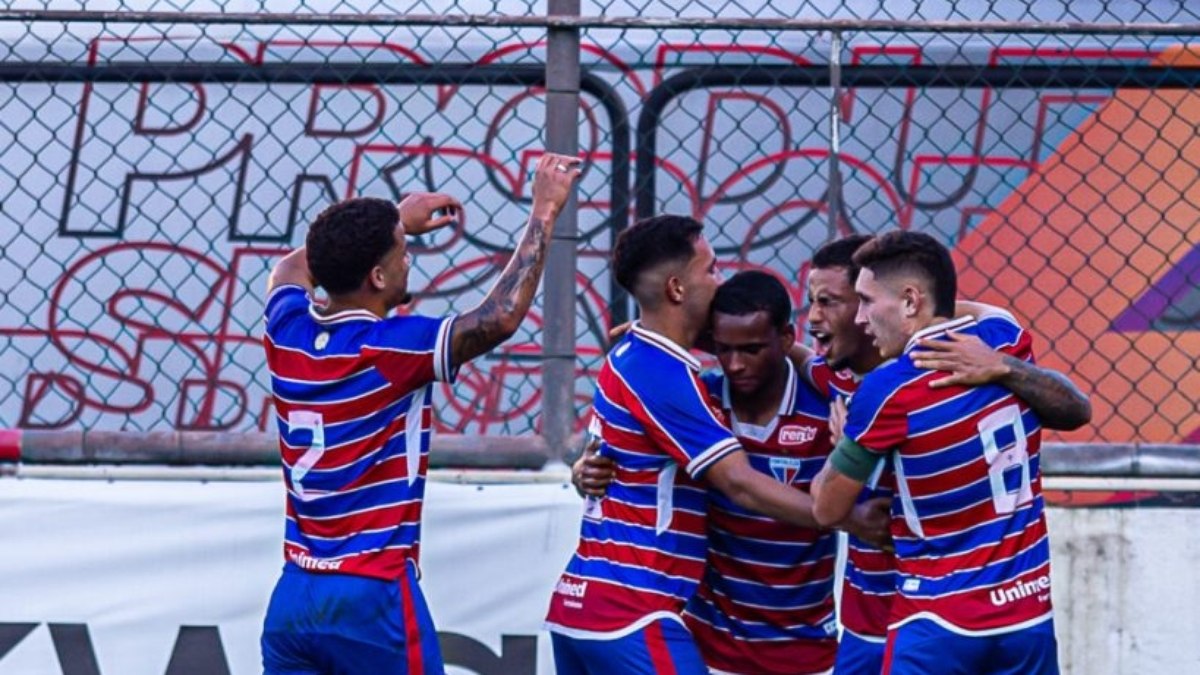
[711,270,791,331]
[305,197,399,295]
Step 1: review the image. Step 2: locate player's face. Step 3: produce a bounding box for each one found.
[712,310,793,398]
[807,265,872,372]
[378,223,413,307]
[681,237,724,329]
[854,268,908,360]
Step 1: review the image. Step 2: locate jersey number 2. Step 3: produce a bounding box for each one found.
[287,410,325,501]
[977,405,1034,514]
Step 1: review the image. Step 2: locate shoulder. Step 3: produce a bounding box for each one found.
[790,370,831,418]
[265,285,310,319]
[852,359,926,414]
[971,309,1024,343]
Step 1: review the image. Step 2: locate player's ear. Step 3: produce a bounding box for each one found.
[368,265,387,292]
[666,274,685,304]
[780,323,796,352]
[902,285,920,318]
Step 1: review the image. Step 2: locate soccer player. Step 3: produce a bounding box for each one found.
[545,216,855,675]
[812,230,1071,674]
[571,270,889,675]
[259,153,581,674]
[807,233,1092,675]
[686,271,890,674]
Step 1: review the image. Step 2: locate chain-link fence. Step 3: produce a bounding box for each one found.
[1,1,1198,457]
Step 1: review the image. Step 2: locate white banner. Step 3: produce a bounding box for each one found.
[0,476,582,675]
[3,475,1200,674]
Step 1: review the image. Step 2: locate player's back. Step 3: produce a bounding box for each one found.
[263,285,454,579]
[546,324,739,636]
[683,366,839,674]
[848,314,1052,634]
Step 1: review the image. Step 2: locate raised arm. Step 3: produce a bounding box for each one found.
[449,154,582,368]
[910,332,1092,430]
[267,247,315,295]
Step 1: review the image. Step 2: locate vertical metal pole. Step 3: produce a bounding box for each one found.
[543,0,581,462]
[827,30,844,241]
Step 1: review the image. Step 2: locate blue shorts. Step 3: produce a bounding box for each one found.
[551,618,707,675]
[261,562,443,675]
[883,617,1059,675]
[834,629,886,674]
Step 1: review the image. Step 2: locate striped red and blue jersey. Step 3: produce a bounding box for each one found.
[263,285,455,581]
[545,323,741,638]
[809,357,897,641]
[683,362,839,675]
[843,313,1052,635]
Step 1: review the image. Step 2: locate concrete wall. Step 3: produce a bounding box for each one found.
[1049,506,1200,674]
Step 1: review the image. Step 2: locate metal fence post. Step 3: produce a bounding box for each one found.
[543,0,581,462]
[828,30,843,241]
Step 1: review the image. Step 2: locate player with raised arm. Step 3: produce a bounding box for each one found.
[812,230,1076,674]
[259,153,581,674]
[545,216,853,675]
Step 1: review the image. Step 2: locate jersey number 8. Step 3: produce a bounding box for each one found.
[977,405,1034,515]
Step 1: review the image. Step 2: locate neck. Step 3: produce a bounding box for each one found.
[638,307,700,351]
[731,363,789,425]
[848,352,883,377]
[322,292,388,319]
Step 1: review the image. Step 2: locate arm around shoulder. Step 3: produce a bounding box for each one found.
[704,450,819,528]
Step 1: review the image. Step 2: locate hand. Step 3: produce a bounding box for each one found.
[842,496,893,551]
[531,153,583,221]
[910,332,1010,389]
[398,192,464,236]
[829,397,847,446]
[608,320,632,341]
[571,440,616,499]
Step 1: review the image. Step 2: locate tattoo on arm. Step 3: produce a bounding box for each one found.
[1000,355,1093,431]
[449,218,551,367]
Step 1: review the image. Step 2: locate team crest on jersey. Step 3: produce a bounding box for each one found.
[778,424,817,446]
[769,456,805,485]
[314,332,330,351]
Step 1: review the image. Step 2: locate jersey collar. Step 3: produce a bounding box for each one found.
[904,315,976,354]
[308,303,381,324]
[721,358,796,420]
[629,322,702,371]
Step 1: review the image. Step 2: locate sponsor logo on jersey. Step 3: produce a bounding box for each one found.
[288,549,343,571]
[989,574,1052,607]
[555,576,589,609]
[313,331,329,351]
[778,424,818,446]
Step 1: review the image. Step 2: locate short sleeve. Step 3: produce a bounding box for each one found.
[843,374,907,455]
[974,314,1035,364]
[364,314,457,391]
[808,357,855,402]
[264,285,310,336]
[624,367,740,479]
